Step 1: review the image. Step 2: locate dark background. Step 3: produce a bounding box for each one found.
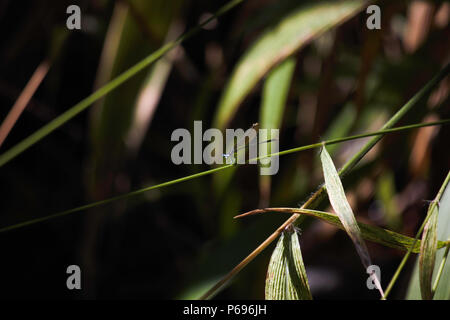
[0,0,449,299]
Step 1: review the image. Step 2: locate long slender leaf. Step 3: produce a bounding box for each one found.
[433,243,450,297]
[260,57,295,129]
[407,171,450,300]
[265,232,286,299]
[265,228,312,300]
[419,203,438,299]
[235,207,449,253]
[1,120,448,234]
[259,57,296,206]
[430,176,450,299]
[320,145,384,297]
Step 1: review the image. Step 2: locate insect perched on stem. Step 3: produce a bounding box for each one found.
[222,123,277,165]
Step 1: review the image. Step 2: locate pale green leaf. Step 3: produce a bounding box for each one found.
[260,57,295,130]
[265,229,312,300]
[419,204,438,299]
[213,0,368,129]
[288,227,312,300]
[259,56,296,206]
[320,146,371,267]
[430,174,450,299]
[320,146,383,296]
[407,174,450,300]
[262,207,448,253]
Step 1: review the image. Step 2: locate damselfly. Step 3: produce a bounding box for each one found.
[222,123,276,164]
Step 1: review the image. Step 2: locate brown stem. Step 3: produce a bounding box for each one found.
[0,60,50,147]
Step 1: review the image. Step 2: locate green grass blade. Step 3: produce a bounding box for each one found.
[288,227,313,300]
[265,232,287,299]
[259,56,296,206]
[419,204,439,299]
[320,146,371,266]
[429,177,450,299]
[0,0,246,168]
[432,242,450,296]
[337,62,450,177]
[260,57,295,130]
[265,228,312,300]
[247,207,449,253]
[0,164,234,233]
[320,146,383,296]
[201,62,450,300]
[272,120,450,160]
[406,171,450,300]
[1,120,449,234]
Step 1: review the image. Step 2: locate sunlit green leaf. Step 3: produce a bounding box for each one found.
[213,0,367,129]
[265,229,312,300]
[419,203,438,299]
[259,57,296,205]
[320,146,383,296]
[255,207,448,253]
[407,173,450,300]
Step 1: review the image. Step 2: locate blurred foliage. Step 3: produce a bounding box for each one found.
[0,0,449,299]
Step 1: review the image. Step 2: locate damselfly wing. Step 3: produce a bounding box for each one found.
[223,123,259,162]
[223,123,276,164]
